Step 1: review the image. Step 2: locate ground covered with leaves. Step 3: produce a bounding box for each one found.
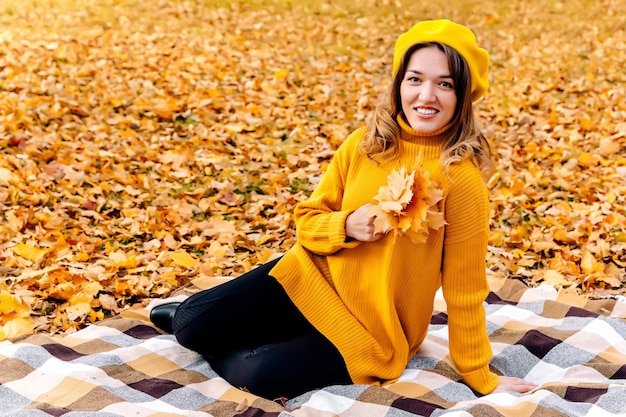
[0,0,624,340]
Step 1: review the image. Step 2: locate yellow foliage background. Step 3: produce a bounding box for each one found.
[0,0,624,340]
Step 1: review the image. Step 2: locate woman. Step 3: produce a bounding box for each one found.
[151,19,537,399]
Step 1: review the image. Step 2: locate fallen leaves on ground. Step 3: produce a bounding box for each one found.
[0,0,624,340]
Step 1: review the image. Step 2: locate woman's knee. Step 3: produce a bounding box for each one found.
[210,333,352,399]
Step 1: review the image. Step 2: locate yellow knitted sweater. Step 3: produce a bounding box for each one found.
[270,119,500,395]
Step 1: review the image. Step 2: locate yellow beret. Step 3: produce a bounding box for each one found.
[393,19,490,101]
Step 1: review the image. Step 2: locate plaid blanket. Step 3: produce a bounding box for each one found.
[2,275,625,417]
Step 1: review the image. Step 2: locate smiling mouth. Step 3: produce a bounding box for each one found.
[415,107,438,115]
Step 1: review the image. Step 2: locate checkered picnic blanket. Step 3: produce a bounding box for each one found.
[2,275,625,417]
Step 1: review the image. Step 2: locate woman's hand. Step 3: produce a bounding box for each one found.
[345,204,384,242]
[493,376,537,393]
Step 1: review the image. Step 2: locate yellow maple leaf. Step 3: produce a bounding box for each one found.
[376,167,415,213]
[0,318,36,341]
[168,250,198,268]
[206,240,230,258]
[370,206,399,234]
[369,165,445,242]
[109,251,138,268]
[89,309,104,323]
[68,282,102,307]
[66,302,92,322]
[11,243,49,262]
[75,252,90,261]
[274,68,288,79]
[542,270,573,288]
[580,251,604,275]
[256,247,281,264]
[369,167,415,235]
[426,210,446,231]
[48,282,76,301]
[578,152,598,167]
[0,292,31,317]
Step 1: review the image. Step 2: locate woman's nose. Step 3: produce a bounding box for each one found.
[418,82,436,101]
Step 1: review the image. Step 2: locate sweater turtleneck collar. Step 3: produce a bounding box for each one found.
[397,115,450,139]
[397,115,448,160]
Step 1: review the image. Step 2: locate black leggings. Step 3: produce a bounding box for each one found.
[171,257,352,399]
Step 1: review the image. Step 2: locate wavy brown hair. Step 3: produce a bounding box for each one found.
[360,42,494,177]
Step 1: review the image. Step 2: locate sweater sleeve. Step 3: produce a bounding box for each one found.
[292,129,365,256]
[441,162,500,395]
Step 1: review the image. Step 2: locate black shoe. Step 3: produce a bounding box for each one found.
[150,302,181,333]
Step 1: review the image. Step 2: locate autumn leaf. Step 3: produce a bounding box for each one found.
[368,165,445,243]
[0,292,36,339]
[0,167,17,186]
[541,270,573,289]
[151,99,181,121]
[368,167,415,234]
[11,243,49,262]
[375,167,416,215]
[48,283,77,301]
[0,292,31,316]
[109,251,138,269]
[0,318,37,341]
[581,251,604,275]
[168,251,198,268]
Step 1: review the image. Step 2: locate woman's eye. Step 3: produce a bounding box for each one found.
[408,76,421,83]
[441,81,454,88]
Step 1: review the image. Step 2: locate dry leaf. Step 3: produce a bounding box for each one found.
[168,251,198,268]
[11,244,49,262]
[369,166,445,244]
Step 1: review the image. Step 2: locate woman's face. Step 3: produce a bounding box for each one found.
[400,46,457,133]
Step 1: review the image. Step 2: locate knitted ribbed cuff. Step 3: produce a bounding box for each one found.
[461,367,500,395]
[328,210,361,249]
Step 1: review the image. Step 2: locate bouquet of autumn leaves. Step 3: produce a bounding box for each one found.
[367,164,446,244]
